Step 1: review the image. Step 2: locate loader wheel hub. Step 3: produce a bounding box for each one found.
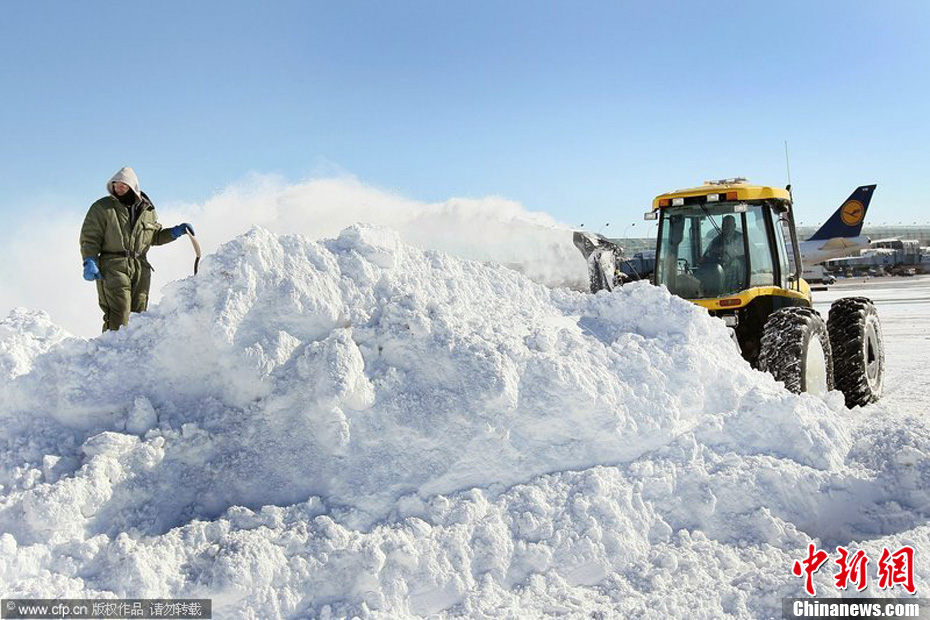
[864,320,881,388]
[804,337,829,397]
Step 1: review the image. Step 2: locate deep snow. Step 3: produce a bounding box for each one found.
[2,226,929,618]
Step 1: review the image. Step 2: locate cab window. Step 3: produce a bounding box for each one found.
[745,207,775,287]
[775,215,794,287]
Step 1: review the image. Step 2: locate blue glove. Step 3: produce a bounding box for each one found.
[170,223,196,239]
[82,257,102,281]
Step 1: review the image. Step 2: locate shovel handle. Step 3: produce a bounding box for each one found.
[187,232,202,275]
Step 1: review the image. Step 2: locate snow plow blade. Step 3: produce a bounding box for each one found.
[573,230,627,293]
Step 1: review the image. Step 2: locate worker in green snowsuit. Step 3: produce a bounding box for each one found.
[80,166,195,332]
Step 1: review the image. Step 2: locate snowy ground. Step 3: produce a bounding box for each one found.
[1,230,929,619]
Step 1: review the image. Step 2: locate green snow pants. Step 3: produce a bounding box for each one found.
[95,255,152,332]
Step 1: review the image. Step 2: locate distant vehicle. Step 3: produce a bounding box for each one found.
[902,268,917,277]
[802,264,836,285]
[619,250,655,282]
[799,185,876,266]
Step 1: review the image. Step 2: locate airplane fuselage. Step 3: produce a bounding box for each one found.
[800,235,871,266]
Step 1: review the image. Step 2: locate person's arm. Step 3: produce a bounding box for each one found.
[703,236,723,262]
[151,218,175,246]
[79,203,105,259]
[79,203,106,280]
[153,220,195,246]
[148,206,185,246]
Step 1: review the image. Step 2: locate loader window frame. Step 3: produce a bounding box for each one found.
[770,198,801,287]
[770,206,792,288]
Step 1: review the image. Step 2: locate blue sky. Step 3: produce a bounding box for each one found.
[1,0,928,229]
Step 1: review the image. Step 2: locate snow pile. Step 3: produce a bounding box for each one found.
[1,226,929,617]
[0,308,72,380]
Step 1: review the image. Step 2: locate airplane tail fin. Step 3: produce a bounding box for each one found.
[807,185,876,241]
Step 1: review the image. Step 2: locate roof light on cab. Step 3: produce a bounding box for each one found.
[705,177,748,186]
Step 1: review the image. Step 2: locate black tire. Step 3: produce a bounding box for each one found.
[828,297,884,408]
[759,307,834,395]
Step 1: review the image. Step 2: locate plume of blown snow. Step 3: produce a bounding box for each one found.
[166,174,585,289]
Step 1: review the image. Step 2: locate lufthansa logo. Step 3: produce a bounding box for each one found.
[840,200,865,226]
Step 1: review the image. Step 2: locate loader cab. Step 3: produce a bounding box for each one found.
[651,180,803,306]
[649,179,812,368]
